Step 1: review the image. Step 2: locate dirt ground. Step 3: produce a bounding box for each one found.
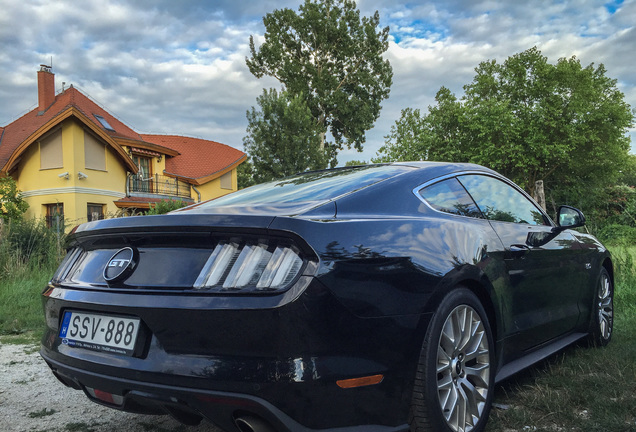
[0,342,224,432]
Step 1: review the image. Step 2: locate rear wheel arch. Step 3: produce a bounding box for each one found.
[460,279,498,346]
[424,271,500,350]
[410,286,495,432]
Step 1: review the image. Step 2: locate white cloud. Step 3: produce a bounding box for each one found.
[0,0,634,164]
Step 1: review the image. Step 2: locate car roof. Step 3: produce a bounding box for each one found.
[178,162,498,217]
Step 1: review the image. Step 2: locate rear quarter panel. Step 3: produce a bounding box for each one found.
[268,214,508,326]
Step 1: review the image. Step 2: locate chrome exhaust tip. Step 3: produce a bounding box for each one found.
[235,414,276,432]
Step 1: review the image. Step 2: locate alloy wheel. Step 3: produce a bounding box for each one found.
[598,271,613,341]
[436,305,490,432]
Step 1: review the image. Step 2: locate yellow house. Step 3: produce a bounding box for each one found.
[0,66,246,229]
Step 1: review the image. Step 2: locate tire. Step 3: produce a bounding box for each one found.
[410,288,494,432]
[588,268,614,347]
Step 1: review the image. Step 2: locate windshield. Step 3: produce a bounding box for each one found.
[194,165,412,209]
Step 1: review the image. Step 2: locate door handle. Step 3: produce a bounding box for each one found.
[507,244,530,259]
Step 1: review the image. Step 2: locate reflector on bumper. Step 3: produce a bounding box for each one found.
[86,387,124,405]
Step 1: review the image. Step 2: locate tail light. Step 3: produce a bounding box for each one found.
[51,247,82,283]
[194,240,304,293]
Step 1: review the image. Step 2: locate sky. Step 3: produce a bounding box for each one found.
[0,0,634,165]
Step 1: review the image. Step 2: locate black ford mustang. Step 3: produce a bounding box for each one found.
[41,162,614,432]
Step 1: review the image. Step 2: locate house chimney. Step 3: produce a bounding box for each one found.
[37,64,55,114]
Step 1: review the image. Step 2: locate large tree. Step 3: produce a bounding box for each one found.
[243,88,327,183]
[246,0,393,167]
[375,47,634,202]
[374,87,466,163]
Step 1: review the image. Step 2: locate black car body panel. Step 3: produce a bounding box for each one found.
[40,162,612,432]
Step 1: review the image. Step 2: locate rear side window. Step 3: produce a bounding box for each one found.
[458,174,549,226]
[419,178,483,218]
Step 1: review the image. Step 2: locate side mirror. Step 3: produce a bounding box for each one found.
[554,205,586,232]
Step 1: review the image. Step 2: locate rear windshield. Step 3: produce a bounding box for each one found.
[195,165,411,208]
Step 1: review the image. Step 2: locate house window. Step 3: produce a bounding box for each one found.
[45,203,64,231]
[220,171,232,190]
[94,114,115,131]
[133,155,152,178]
[87,204,105,222]
[132,155,153,192]
[40,128,63,170]
[84,131,106,171]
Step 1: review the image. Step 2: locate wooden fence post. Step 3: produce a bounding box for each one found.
[534,180,546,211]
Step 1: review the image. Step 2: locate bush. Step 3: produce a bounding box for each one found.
[0,176,29,222]
[0,218,63,280]
[595,223,636,246]
[146,199,189,215]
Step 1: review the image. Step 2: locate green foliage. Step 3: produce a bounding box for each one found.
[596,224,636,246]
[146,199,189,215]
[237,159,256,189]
[244,88,328,183]
[0,218,61,277]
[548,182,636,236]
[375,47,634,208]
[247,0,393,166]
[374,87,481,164]
[28,408,57,418]
[594,184,636,226]
[344,159,368,167]
[374,108,427,163]
[612,247,636,311]
[618,154,636,187]
[0,219,63,334]
[0,176,29,222]
[0,267,53,334]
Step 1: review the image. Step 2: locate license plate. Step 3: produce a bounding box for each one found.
[59,311,140,356]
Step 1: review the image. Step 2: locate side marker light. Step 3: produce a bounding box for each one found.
[336,374,384,389]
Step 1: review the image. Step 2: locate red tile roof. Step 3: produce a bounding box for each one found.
[0,86,140,172]
[141,134,246,185]
[1,83,245,185]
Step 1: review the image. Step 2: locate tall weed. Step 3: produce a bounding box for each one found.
[0,219,63,334]
[610,245,636,316]
[0,218,62,280]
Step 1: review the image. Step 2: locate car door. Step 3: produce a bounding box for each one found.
[458,174,581,353]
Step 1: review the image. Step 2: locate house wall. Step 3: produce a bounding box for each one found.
[195,169,237,203]
[15,119,128,227]
[155,154,167,175]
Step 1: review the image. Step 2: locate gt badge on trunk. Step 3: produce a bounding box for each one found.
[103,247,138,284]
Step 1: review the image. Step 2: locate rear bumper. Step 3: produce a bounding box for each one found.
[40,278,426,430]
[41,350,408,432]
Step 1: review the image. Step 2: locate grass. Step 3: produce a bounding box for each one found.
[486,314,636,431]
[0,331,42,345]
[0,264,55,336]
[0,218,61,336]
[28,408,57,418]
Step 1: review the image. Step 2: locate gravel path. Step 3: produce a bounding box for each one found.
[0,342,224,432]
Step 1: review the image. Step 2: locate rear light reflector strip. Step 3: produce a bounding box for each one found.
[194,240,304,293]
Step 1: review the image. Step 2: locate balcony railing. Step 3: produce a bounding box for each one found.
[127,174,192,200]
